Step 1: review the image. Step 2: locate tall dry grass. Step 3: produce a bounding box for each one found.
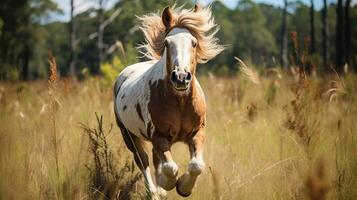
[0,62,356,199]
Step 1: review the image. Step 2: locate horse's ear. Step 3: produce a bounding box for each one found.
[194,4,202,12]
[162,6,173,29]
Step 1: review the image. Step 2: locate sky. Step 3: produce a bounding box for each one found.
[51,0,344,22]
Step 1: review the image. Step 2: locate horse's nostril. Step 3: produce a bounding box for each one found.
[171,72,178,82]
[186,72,192,81]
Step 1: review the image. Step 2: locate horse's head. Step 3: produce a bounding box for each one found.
[139,5,224,92]
[162,6,200,92]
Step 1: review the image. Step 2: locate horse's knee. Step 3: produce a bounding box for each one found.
[188,158,205,176]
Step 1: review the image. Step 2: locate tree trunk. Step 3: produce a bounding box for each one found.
[344,0,351,71]
[335,0,344,73]
[69,0,76,78]
[321,0,329,70]
[309,0,316,54]
[21,44,30,80]
[280,0,288,69]
[96,0,104,75]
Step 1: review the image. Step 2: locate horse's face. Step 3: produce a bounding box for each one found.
[165,28,197,92]
[161,7,197,92]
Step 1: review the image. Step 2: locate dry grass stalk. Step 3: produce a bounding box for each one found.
[283,33,322,151]
[80,113,142,199]
[247,102,257,121]
[306,159,330,200]
[235,57,260,85]
[325,66,347,102]
[290,31,299,69]
[236,156,296,189]
[283,70,322,156]
[48,53,60,179]
[209,166,221,200]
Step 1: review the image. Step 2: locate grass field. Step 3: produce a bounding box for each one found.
[0,68,356,199]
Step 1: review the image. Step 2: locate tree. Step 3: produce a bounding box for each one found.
[344,0,351,69]
[280,0,288,69]
[0,0,58,80]
[230,0,277,69]
[321,0,329,70]
[335,0,344,72]
[310,0,316,54]
[69,0,76,78]
[96,0,105,75]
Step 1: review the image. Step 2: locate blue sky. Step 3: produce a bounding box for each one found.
[52,0,333,22]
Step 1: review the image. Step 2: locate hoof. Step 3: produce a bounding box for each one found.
[157,174,177,191]
[176,176,192,197]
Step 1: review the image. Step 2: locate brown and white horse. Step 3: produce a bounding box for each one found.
[114,5,223,197]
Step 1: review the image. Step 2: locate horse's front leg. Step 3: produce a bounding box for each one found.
[152,135,178,191]
[176,129,205,197]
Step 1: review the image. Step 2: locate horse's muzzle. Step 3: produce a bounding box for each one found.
[171,71,192,91]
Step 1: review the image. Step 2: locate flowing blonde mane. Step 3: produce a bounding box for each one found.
[138,5,224,64]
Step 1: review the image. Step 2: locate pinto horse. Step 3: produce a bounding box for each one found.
[114,5,223,197]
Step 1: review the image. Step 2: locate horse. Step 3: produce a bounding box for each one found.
[113,5,223,197]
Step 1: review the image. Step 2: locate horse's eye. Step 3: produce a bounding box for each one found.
[192,40,197,48]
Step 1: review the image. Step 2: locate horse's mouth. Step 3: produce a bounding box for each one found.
[173,81,189,91]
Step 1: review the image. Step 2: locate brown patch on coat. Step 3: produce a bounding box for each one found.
[148,77,206,144]
[123,105,127,111]
[165,42,172,74]
[136,103,144,123]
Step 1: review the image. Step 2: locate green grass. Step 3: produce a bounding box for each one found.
[0,72,356,199]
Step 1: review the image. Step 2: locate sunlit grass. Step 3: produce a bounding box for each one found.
[0,72,356,199]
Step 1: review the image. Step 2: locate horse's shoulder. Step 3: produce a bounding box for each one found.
[192,79,206,115]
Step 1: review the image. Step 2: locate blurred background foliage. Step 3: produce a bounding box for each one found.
[0,0,356,81]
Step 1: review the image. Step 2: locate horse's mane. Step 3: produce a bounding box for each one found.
[138,5,224,64]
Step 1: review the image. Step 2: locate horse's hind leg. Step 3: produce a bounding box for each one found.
[117,120,156,195]
[176,129,205,197]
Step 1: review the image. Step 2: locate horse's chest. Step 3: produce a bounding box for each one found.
[150,105,203,140]
[148,79,206,141]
